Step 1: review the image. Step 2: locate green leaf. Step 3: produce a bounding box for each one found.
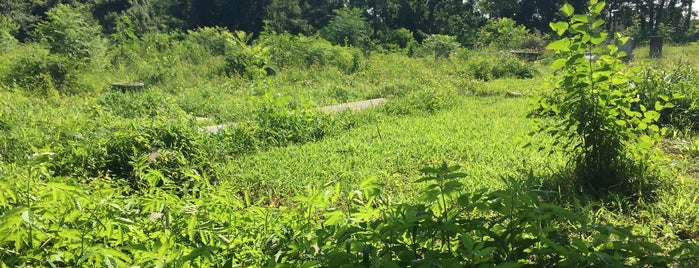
[571,14,589,23]
[561,4,575,17]
[552,58,568,69]
[638,122,647,130]
[546,39,570,52]
[592,19,605,29]
[589,1,606,15]
[590,32,608,45]
[654,101,664,111]
[177,246,216,263]
[571,237,590,254]
[550,22,569,36]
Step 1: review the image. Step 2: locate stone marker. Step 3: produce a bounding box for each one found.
[617,38,634,61]
[649,36,663,58]
[505,91,524,98]
[111,82,144,92]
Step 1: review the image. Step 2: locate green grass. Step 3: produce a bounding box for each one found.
[1,35,698,266]
[217,96,565,202]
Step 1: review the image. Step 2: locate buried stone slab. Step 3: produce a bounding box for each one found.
[111,82,145,92]
[198,98,388,134]
[505,91,524,98]
[315,98,387,112]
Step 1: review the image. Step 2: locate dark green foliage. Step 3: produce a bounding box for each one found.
[221,31,271,78]
[418,34,461,59]
[264,0,312,35]
[477,17,546,50]
[0,15,18,49]
[461,52,538,81]
[321,8,372,48]
[2,46,73,95]
[376,28,417,51]
[32,4,106,62]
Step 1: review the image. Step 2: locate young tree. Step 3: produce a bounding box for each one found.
[32,4,106,61]
[321,8,372,48]
[264,0,312,34]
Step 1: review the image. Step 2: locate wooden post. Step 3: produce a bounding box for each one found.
[649,36,663,58]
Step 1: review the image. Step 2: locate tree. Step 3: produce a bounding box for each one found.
[264,0,312,34]
[32,4,106,61]
[321,8,372,48]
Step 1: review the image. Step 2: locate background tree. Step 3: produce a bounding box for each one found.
[321,8,372,48]
[264,0,312,35]
[32,4,106,61]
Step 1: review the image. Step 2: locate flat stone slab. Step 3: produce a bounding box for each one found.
[315,98,387,112]
[199,123,237,133]
[198,98,387,134]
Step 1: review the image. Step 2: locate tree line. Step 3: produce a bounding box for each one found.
[1,0,697,46]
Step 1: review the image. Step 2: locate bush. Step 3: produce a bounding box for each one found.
[381,87,460,116]
[185,26,233,56]
[223,31,270,78]
[376,28,417,51]
[477,18,545,50]
[461,52,538,81]
[2,46,73,95]
[321,8,372,48]
[532,1,665,191]
[0,15,18,50]
[276,164,699,267]
[260,33,362,73]
[636,64,699,132]
[221,92,343,153]
[418,34,461,59]
[32,4,106,63]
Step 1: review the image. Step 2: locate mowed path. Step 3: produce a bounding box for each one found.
[199,98,387,133]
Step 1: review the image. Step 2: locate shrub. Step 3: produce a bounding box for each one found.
[221,92,342,152]
[531,1,665,191]
[376,28,417,51]
[2,46,73,95]
[260,33,362,73]
[0,15,18,50]
[275,163,699,266]
[477,17,545,50]
[321,8,372,48]
[185,26,233,56]
[381,87,460,116]
[31,4,106,63]
[635,64,699,132]
[223,31,270,78]
[419,34,461,59]
[461,52,538,81]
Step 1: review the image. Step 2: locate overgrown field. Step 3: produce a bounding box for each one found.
[1,22,699,266]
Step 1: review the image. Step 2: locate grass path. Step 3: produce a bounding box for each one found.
[217,96,565,202]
